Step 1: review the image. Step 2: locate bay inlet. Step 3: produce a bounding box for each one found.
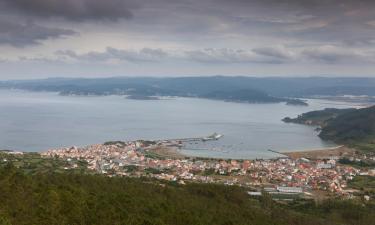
[0,90,363,159]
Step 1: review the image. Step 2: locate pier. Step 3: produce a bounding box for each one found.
[162,133,224,143]
[268,149,289,158]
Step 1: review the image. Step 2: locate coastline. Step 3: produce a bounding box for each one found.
[146,146,186,159]
[147,144,356,161]
[173,146,356,161]
[282,145,355,159]
[6,142,356,161]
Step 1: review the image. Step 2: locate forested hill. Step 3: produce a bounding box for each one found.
[283,106,375,152]
[0,165,374,225]
[319,106,375,144]
[283,108,356,127]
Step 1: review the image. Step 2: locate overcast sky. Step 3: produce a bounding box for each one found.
[0,0,375,79]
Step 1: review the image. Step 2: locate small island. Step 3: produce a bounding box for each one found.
[126,95,161,100]
[285,98,308,106]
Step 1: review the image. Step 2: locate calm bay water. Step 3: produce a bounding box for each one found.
[0,90,362,159]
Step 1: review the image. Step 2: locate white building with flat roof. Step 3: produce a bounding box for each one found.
[276,186,303,193]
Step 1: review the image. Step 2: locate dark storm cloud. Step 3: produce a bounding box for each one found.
[0,20,76,47]
[0,0,137,21]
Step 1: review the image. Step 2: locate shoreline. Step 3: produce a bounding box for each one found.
[5,144,355,161]
[173,142,359,161]
[282,145,355,159]
[146,146,186,159]
[149,144,356,161]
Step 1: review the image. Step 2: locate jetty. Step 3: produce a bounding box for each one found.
[268,149,289,158]
[162,133,224,143]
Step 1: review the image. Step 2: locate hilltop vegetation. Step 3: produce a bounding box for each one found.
[348,176,375,195]
[283,106,375,153]
[0,164,374,225]
[319,106,375,143]
[283,108,356,127]
[0,152,90,175]
[318,106,375,152]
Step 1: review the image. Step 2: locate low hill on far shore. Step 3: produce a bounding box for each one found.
[284,106,375,153]
[319,106,375,151]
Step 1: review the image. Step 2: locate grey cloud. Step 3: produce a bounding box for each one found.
[56,47,168,63]
[184,48,255,63]
[213,0,375,45]
[0,20,77,47]
[18,56,64,64]
[184,48,294,64]
[301,46,368,64]
[252,47,293,60]
[1,0,137,21]
[343,37,375,47]
[55,45,375,65]
[56,47,291,64]
[3,0,375,78]
[20,45,375,67]
[107,47,168,61]
[222,0,375,13]
[2,0,375,47]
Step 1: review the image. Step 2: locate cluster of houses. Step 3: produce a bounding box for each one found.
[42,140,374,197]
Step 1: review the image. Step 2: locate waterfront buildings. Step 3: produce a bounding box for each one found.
[42,140,372,196]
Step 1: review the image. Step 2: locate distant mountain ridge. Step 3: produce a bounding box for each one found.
[3,76,375,96]
[2,76,375,104]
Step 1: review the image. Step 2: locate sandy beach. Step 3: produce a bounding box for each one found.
[283,145,355,159]
[147,146,186,159]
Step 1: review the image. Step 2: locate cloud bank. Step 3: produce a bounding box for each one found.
[0,0,375,78]
[1,0,136,21]
[0,20,76,47]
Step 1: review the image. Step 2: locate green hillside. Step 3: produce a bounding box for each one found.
[319,106,375,149]
[283,108,355,127]
[0,164,373,225]
[284,106,375,153]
